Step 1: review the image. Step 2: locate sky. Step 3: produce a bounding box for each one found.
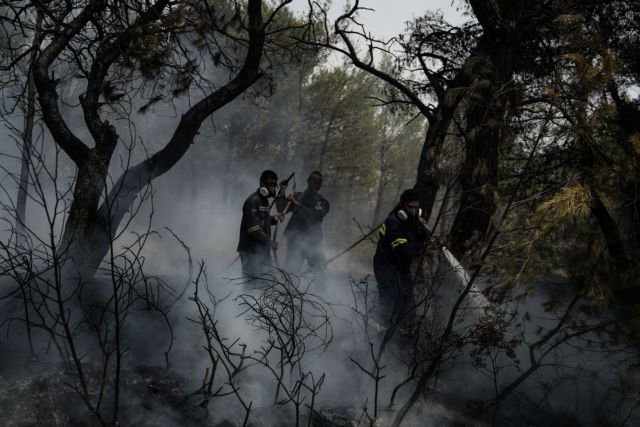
[287,0,468,41]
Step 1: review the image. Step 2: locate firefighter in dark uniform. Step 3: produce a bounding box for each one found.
[237,170,284,278]
[373,189,430,329]
[279,171,330,282]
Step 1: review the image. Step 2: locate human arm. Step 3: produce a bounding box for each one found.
[386,220,424,260]
[293,195,329,221]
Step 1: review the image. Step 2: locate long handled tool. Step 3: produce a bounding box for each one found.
[317,217,469,287]
[317,215,429,270]
[271,173,296,267]
[269,172,295,210]
[315,222,382,270]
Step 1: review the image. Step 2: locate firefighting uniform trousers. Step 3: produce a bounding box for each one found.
[373,260,416,328]
[239,249,272,279]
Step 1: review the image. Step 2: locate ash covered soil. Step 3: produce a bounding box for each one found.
[0,362,198,427]
[0,360,488,426]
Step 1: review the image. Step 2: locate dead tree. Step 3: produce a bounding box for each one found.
[0,134,176,425]
[237,270,332,426]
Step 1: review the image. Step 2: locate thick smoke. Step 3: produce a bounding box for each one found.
[0,21,638,427]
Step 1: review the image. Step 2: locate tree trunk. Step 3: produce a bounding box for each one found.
[414,28,504,220]
[434,0,543,261]
[590,188,629,271]
[58,150,114,281]
[16,68,36,241]
[448,119,500,261]
[609,86,640,252]
[415,102,459,218]
[15,14,43,245]
[39,0,269,282]
[372,134,389,225]
[447,24,520,261]
[318,105,338,172]
[222,132,235,207]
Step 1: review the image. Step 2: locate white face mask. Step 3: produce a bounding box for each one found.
[398,207,422,221]
[259,186,276,198]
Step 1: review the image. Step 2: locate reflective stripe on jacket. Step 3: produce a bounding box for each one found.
[237,191,278,253]
[373,211,429,274]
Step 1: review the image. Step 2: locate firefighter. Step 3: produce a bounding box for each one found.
[373,189,431,329]
[237,170,284,278]
[279,171,330,282]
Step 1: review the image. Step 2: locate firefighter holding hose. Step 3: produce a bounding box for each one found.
[373,189,437,330]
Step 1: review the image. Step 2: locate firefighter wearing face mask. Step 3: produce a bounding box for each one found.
[279,171,330,282]
[237,169,285,278]
[374,189,430,329]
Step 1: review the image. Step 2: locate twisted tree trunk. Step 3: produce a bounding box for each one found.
[29,0,268,282]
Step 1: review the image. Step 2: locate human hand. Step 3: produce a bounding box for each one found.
[287,193,299,206]
[274,213,285,223]
[276,180,288,197]
[271,240,278,250]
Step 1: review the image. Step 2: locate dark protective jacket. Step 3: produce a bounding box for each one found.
[282,189,330,240]
[237,190,279,253]
[373,210,429,275]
